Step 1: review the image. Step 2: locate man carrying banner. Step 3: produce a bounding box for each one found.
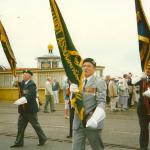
[71,58,106,150]
[134,0,150,149]
[11,70,47,147]
[132,63,150,150]
[49,1,106,149]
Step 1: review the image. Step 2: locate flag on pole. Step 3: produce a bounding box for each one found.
[0,20,17,76]
[135,0,150,71]
[49,0,84,120]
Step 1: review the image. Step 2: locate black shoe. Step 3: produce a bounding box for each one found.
[10,144,23,148]
[38,138,47,146]
[66,135,72,138]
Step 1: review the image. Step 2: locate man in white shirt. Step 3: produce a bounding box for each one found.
[52,78,60,104]
[44,77,55,112]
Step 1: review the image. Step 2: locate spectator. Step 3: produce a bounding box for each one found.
[44,77,55,113]
[118,74,129,111]
[104,75,110,105]
[108,76,119,112]
[63,78,70,119]
[52,78,60,104]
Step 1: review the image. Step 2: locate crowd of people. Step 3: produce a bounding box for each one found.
[11,58,150,150]
[105,72,139,112]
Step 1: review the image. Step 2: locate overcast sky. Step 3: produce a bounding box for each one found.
[0,0,150,76]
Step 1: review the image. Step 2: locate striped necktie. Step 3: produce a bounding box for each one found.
[83,79,87,91]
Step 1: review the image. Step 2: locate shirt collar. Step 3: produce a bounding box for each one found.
[83,75,94,82]
[25,80,30,85]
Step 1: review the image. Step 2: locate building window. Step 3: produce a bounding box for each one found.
[41,62,51,69]
[39,74,47,88]
[0,74,24,88]
[0,75,4,88]
[4,75,12,88]
[52,61,58,68]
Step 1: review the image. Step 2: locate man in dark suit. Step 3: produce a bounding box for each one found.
[72,58,106,150]
[11,70,47,148]
[135,64,150,150]
[52,78,60,104]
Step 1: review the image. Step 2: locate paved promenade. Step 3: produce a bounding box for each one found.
[0,101,149,150]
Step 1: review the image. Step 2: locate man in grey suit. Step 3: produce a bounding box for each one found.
[72,58,106,150]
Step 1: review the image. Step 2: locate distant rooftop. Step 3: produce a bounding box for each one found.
[36,53,60,59]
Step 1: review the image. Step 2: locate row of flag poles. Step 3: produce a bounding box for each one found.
[0,0,149,120]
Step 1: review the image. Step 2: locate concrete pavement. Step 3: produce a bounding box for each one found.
[0,101,148,150]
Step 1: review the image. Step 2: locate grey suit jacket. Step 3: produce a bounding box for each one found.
[73,76,106,130]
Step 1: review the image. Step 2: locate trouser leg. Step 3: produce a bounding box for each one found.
[56,91,59,103]
[139,117,149,149]
[54,91,59,103]
[137,103,150,150]
[28,113,47,144]
[86,129,104,150]
[53,91,56,104]
[123,96,128,109]
[49,95,55,111]
[15,114,28,145]
[69,106,74,136]
[128,94,132,107]
[110,97,117,111]
[44,96,49,112]
[72,128,86,150]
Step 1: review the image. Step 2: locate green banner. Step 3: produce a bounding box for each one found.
[49,0,84,120]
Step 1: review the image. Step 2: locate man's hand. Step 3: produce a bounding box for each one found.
[13,76,18,82]
[131,72,146,84]
[140,72,147,79]
[70,84,79,93]
[143,88,150,97]
[13,97,27,105]
[86,107,106,129]
[86,118,98,128]
[12,76,19,86]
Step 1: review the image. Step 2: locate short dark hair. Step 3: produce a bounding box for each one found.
[83,58,96,67]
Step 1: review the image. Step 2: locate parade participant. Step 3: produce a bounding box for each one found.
[134,63,150,150]
[11,70,47,148]
[72,58,106,150]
